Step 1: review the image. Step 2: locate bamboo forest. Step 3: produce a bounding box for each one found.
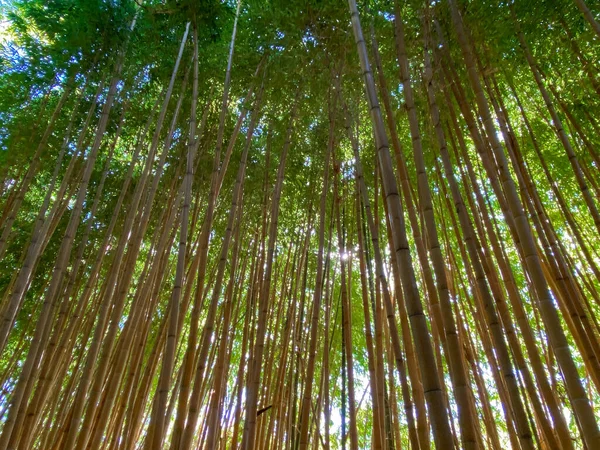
[2,0,600,448]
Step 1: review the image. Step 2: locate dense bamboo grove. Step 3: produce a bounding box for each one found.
[0,0,600,447]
